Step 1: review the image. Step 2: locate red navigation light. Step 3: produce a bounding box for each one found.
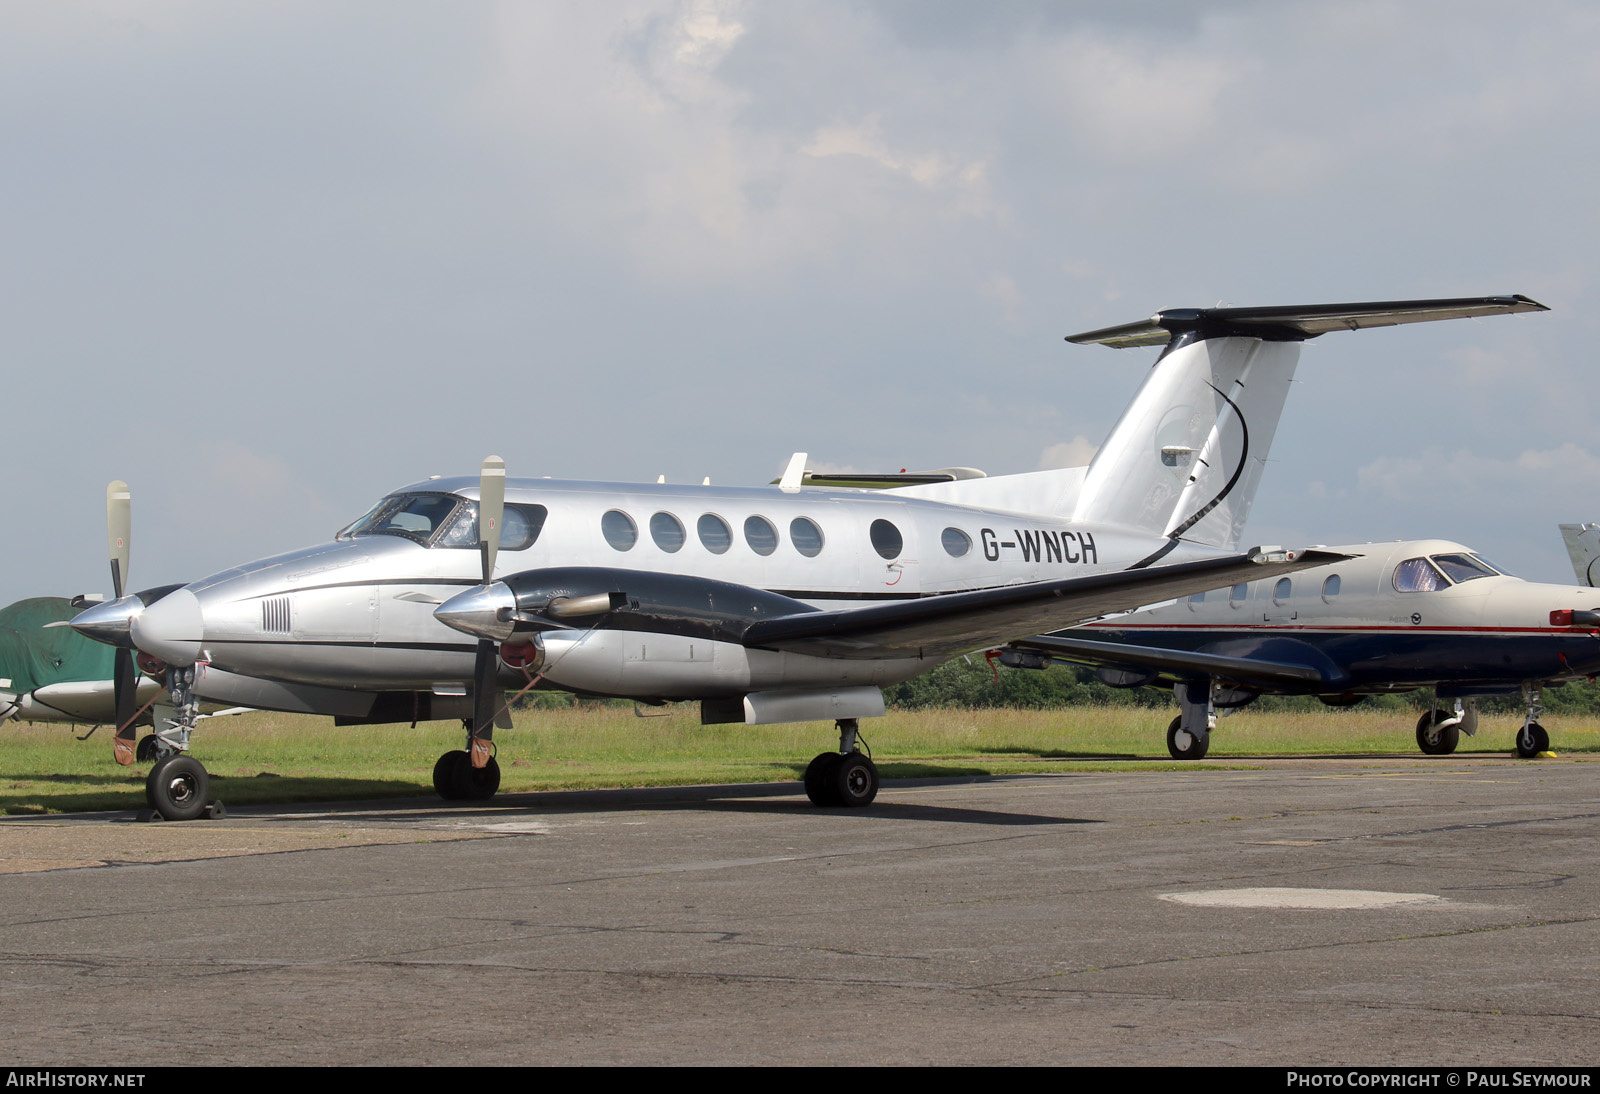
[1551,609,1574,626]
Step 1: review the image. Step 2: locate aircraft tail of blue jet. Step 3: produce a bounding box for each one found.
[1559,523,1600,587]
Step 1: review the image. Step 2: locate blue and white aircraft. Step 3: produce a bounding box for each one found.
[1004,538,1600,759]
[71,295,1545,819]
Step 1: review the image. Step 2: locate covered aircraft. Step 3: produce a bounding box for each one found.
[0,596,157,728]
[71,295,1547,819]
[1004,539,1600,759]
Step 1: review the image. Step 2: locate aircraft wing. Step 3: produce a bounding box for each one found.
[741,549,1348,660]
[1006,632,1334,688]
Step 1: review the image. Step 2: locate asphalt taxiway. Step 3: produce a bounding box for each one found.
[2,756,1597,1066]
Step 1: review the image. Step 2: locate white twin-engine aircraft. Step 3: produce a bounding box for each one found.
[71,295,1545,820]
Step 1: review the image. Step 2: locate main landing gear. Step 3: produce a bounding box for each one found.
[433,717,502,801]
[138,665,225,821]
[803,719,879,808]
[1166,681,1214,760]
[433,748,502,800]
[1516,685,1550,759]
[1415,700,1476,756]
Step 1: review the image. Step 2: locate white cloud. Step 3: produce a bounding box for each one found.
[1356,443,1600,507]
[1038,436,1099,470]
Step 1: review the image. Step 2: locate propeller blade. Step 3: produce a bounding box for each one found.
[111,647,138,766]
[106,481,130,600]
[479,456,505,585]
[470,637,499,768]
[468,457,507,768]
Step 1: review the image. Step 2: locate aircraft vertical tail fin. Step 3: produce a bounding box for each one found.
[1068,296,1547,555]
[1559,523,1600,587]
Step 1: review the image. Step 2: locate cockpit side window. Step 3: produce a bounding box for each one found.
[1393,557,1448,593]
[1430,553,1499,584]
[435,502,549,551]
[1471,554,1510,577]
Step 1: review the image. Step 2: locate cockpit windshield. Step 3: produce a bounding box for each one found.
[1394,552,1509,592]
[1430,553,1502,584]
[345,493,465,546]
[340,493,548,550]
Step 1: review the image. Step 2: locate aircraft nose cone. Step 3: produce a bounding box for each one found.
[435,583,517,642]
[69,595,145,648]
[130,588,204,667]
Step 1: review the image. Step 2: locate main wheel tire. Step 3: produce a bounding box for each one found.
[1415,709,1460,756]
[433,751,468,800]
[804,752,842,806]
[433,751,501,800]
[1516,722,1550,758]
[144,755,210,822]
[1166,715,1209,760]
[832,753,879,808]
[458,756,501,800]
[135,735,161,764]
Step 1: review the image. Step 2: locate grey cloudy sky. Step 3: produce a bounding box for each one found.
[2,0,1596,604]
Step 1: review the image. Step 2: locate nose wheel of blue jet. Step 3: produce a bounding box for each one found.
[1166,716,1210,760]
[1415,709,1460,756]
[432,750,501,801]
[145,754,211,821]
[1515,722,1549,758]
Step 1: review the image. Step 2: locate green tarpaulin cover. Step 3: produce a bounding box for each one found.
[0,598,114,694]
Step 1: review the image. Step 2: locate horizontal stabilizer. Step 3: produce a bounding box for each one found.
[1067,295,1547,350]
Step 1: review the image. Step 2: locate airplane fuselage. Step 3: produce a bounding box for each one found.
[141,476,1175,701]
[1078,539,1600,695]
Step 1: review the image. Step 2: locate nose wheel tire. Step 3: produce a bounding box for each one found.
[1415,709,1460,756]
[145,755,210,821]
[1166,716,1210,760]
[432,750,501,801]
[1515,722,1549,758]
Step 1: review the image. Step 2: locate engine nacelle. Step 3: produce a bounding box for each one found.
[500,567,817,643]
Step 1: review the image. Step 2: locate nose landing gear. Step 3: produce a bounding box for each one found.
[137,665,225,822]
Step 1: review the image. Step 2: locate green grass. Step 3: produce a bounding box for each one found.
[3,703,1596,815]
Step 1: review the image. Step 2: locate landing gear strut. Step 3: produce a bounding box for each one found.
[804,719,879,808]
[1516,685,1550,758]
